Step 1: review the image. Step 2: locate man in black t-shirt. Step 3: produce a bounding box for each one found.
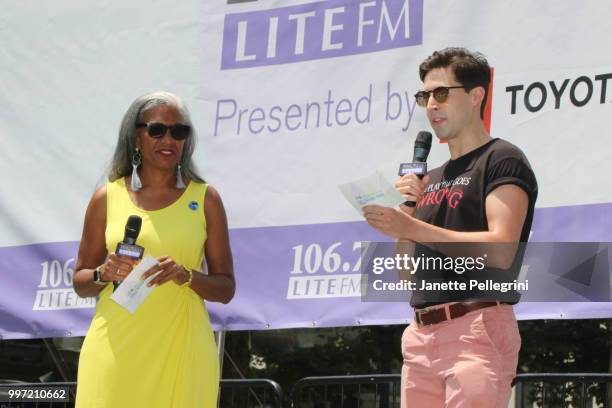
[364,48,537,408]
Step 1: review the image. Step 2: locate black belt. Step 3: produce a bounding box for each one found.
[414,301,500,326]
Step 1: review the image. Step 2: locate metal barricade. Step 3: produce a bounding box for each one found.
[2,374,611,407]
[290,374,401,408]
[220,378,283,408]
[289,373,612,408]
[0,379,283,408]
[513,373,612,408]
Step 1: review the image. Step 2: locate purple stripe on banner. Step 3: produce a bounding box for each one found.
[0,242,94,340]
[0,202,611,339]
[207,221,396,331]
[530,202,612,242]
[220,0,423,69]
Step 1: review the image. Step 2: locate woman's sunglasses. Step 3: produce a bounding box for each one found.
[414,86,468,107]
[136,122,190,140]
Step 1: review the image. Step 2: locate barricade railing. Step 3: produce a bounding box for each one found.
[1,373,611,407]
[290,374,400,408]
[0,378,283,408]
[513,373,612,408]
[289,373,612,408]
[220,378,283,408]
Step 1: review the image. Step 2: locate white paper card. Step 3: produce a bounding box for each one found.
[338,171,403,214]
[110,255,159,314]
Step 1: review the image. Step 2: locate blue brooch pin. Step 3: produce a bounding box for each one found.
[189,201,199,211]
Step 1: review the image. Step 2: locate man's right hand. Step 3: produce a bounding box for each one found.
[395,174,430,215]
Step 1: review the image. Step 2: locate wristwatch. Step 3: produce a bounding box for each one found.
[93,266,109,285]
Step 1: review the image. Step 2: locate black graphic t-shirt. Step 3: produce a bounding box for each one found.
[410,138,538,308]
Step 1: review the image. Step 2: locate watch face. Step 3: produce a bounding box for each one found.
[93,268,105,284]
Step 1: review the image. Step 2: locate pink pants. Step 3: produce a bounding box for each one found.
[401,303,520,408]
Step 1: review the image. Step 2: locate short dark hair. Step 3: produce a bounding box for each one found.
[419,47,491,119]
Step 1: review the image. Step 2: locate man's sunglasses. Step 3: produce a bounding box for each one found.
[414,86,468,107]
[136,122,191,140]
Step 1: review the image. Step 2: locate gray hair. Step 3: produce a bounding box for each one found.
[108,91,205,183]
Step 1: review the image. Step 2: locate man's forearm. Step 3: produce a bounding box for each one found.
[402,216,512,243]
[401,217,519,269]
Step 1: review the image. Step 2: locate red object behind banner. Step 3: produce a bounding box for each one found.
[484,67,494,133]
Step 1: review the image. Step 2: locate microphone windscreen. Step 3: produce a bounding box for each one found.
[124,215,142,243]
[413,131,432,162]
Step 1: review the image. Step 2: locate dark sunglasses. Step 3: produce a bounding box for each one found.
[135,122,191,140]
[414,86,468,107]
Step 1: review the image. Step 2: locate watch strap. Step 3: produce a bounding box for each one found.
[93,266,109,285]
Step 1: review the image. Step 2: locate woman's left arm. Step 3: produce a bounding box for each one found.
[189,185,235,303]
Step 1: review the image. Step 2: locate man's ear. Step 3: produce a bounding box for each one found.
[471,86,486,110]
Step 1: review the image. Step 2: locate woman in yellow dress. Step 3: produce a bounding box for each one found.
[73,91,235,407]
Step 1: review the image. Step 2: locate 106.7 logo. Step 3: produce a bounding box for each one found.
[287,242,364,299]
[33,258,95,311]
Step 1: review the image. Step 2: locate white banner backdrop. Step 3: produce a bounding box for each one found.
[1,0,611,339]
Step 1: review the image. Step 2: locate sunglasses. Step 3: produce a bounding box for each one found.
[135,122,190,140]
[414,86,468,107]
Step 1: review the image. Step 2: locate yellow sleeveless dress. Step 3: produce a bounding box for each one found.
[76,178,219,407]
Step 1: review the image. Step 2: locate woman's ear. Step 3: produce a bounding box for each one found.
[134,133,142,150]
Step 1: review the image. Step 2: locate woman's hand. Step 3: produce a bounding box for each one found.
[141,256,190,287]
[100,253,137,282]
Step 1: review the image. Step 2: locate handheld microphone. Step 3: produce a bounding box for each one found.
[398,131,432,207]
[113,215,144,291]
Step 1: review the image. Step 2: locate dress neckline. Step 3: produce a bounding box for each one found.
[120,177,193,213]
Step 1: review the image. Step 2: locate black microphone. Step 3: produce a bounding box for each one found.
[123,215,142,245]
[113,215,144,291]
[398,131,432,207]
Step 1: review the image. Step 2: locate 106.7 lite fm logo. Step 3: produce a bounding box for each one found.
[287,241,364,299]
[32,258,95,311]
